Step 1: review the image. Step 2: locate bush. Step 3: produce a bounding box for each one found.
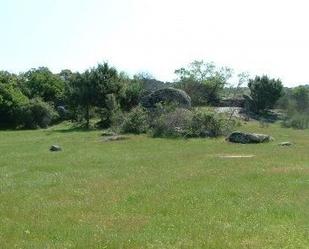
[176,81,209,106]
[110,103,237,138]
[151,108,193,137]
[97,94,119,129]
[56,105,70,120]
[20,98,59,129]
[119,81,142,111]
[291,86,309,112]
[282,113,309,129]
[121,106,149,134]
[248,75,283,113]
[174,60,232,106]
[190,109,230,137]
[0,82,29,128]
[150,106,234,138]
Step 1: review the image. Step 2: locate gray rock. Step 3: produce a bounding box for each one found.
[101,130,117,137]
[50,145,62,152]
[103,135,128,142]
[227,131,272,144]
[278,141,293,146]
[140,87,191,109]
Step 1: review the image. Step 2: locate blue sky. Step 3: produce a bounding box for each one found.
[1,0,309,86]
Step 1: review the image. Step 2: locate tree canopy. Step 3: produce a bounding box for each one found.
[248,75,283,112]
[174,60,233,105]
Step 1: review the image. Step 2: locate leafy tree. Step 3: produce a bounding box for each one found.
[20,98,58,129]
[69,63,121,128]
[22,67,65,105]
[69,71,95,127]
[0,82,29,127]
[248,75,283,113]
[119,80,142,111]
[291,86,309,112]
[59,69,74,82]
[175,60,233,105]
[0,71,19,85]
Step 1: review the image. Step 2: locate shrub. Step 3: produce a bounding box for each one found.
[97,94,119,129]
[282,113,309,129]
[174,60,232,106]
[151,108,193,137]
[119,81,142,111]
[291,86,309,112]
[113,103,237,138]
[176,81,209,106]
[190,109,234,137]
[248,75,283,113]
[150,107,234,138]
[56,105,70,120]
[0,82,29,128]
[121,106,149,134]
[20,98,59,129]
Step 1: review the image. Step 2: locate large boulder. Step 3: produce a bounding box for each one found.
[227,131,272,144]
[140,87,191,109]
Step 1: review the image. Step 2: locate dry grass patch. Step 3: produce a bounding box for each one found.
[268,167,309,174]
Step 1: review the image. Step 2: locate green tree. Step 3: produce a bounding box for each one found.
[20,98,58,129]
[69,63,121,128]
[292,86,309,112]
[248,75,283,113]
[22,67,65,105]
[0,71,19,85]
[0,82,29,127]
[175,60,233,105]
[119,79,142,111]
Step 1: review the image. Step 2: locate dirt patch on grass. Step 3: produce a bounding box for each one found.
[268,167,309,174]
[217,155,255,158]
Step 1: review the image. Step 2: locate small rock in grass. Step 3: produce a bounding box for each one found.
[101,130,117,137]
[278,141,293,146]
[50,145,62,152]
[103,135,128,142]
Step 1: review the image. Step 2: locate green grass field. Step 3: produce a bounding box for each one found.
[0,122,308,249]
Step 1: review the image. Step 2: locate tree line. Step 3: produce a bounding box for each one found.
[0,60,308,130]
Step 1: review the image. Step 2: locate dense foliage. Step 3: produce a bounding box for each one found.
[280,86,309,129]
[247,75,283,113]
[115,103,236,138]
[0,78,28,128]
[174,60,233,106]
[0,62,308,131]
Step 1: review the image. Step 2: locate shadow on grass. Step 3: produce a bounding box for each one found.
[45,123,99,135]
[50,127,94,133]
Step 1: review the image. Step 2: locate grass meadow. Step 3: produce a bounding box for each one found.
[0,122,308,248]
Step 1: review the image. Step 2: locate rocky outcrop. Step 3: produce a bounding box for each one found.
[140,87,191,109]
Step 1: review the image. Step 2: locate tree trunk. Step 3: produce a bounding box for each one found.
[85,105,90,129]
